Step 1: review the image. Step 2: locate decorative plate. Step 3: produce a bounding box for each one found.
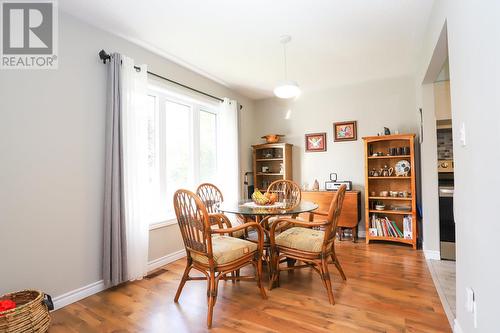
[395,160,411,176]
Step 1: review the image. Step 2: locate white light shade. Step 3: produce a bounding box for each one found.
[273,81,301,99]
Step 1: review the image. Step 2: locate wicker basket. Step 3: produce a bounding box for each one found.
[0,290,50,333]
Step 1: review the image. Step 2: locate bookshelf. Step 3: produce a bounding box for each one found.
[252,143,293,190]
[363,134,417,249]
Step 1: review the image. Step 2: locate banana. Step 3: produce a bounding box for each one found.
[252,189,269,204]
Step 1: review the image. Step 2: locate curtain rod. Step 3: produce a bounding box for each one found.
[99,49,243,109]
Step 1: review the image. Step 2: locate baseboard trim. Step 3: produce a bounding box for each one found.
[52,249,186,311]
[424,250,440,260]
[148,249,186,272]
[53,280,105,310]
[453,319,463,333]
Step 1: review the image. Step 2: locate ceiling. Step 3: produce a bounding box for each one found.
[60,0,435,100]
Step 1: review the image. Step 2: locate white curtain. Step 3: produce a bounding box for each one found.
[121,56,150,281]
[217,98,241,202]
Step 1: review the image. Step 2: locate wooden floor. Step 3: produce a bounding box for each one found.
[50,241,451,333]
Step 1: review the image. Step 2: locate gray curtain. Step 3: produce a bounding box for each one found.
[103,53,128,287]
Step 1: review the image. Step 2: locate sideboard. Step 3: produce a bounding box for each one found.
[300,190,362,241]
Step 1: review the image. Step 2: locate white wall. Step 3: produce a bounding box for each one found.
[417,0,500,331]
[419,84,440,257]
[253,76,418,234]
[0,12,255,298]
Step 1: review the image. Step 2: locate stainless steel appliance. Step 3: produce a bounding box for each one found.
[439,183,455,260]
[436,120,455,260]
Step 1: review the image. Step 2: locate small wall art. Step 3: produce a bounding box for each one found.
[333,120,357,142]
[305,132,327,152]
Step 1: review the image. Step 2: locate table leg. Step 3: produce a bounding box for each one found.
[254,215,275,278]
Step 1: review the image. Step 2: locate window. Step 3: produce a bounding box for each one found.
[146,85,219,225]
[199,109,217,182]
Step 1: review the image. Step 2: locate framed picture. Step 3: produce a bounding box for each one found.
[333,121,357,141]
[305,133,327,152]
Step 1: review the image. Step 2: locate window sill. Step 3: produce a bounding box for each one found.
[149,219,177,230]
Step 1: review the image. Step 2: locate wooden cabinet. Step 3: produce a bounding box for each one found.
[363,134,417,249]
[252,143,292,190]
[300,190,361,241]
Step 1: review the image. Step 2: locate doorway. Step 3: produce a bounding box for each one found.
[419,23,456,326]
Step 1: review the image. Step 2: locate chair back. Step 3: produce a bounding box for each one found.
[323,184,347,246]
[196,183,223,214]
[173,189,212,257]
[266,180,301,208]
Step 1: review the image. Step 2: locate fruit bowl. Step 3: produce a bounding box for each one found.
[251,190,278,205]
[261,134,284,144]
[253,197,271,206]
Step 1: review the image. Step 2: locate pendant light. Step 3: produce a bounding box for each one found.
[274,35,301,99]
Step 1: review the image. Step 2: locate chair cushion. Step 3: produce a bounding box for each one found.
[245,229,269,244]
[226,214,246,238]
[274,227,325,253]
[192,236,257,265]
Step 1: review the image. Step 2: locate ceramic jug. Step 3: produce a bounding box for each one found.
[381,165,394,177]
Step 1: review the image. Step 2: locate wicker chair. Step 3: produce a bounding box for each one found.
[196,183,224,214]
[266,179,301,208]
[269,184,347,305]
[263,180,302,227]
[196,183,246,238]
[173,189,267,328]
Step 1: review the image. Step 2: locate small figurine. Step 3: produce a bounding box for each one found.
[312,179,320,191]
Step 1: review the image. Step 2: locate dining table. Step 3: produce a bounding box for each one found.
[217,200,318,280]
[217,200,319,236]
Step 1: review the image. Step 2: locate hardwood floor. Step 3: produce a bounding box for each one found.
[50,241,451,332]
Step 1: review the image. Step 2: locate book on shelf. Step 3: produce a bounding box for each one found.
[403,215,413,239]
[370,215,402,238]
[391,221,404,237]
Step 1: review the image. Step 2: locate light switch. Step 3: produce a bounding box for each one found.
[465,288,478,328]
[460,122,467,146]
[465,287,474,312]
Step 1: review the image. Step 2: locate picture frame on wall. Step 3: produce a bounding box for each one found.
[305,132,327,152]
[333,120,357,141]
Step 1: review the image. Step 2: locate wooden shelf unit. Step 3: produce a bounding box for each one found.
[367,236,414,244]
[252,143,293,190]
[368,196,412,201]
[368,176,411,180]
[363,134,417,249]
[255,158,283,162]
[367,155,411,159]
[368,210,412,215]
